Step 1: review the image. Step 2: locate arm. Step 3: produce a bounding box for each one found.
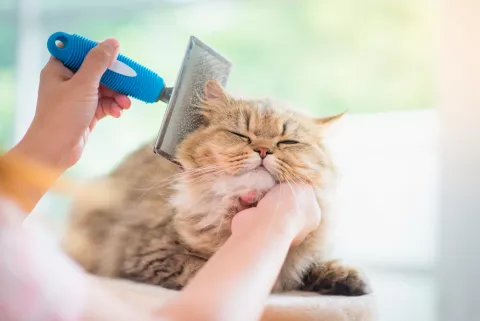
[0,38,130,213]
[159,184,321,321]
[161,210,294,321]
[0,195,162,321]
[88,273,375,321]
[1,144,63,212]
[0,38,133,321]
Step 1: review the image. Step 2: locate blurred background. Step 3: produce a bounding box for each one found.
[1,0,439,320]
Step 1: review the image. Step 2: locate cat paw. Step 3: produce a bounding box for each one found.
[301,260,371,296]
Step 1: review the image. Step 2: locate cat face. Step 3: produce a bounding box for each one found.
[176,80,342,188]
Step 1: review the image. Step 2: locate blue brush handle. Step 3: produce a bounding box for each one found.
[47,31,165,103]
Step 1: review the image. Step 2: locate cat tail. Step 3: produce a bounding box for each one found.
[61,177,128,276]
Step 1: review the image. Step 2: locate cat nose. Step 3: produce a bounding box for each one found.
[254,147,272,159]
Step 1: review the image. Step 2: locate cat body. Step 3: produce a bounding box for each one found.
[63,81,369,295]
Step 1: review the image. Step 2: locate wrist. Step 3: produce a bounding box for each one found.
[17,126,66,171]
[2,145,64,212]
[239,207,298,244]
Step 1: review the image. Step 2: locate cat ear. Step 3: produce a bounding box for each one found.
[200,80,230,124]
[204,80,229,102]
[314,111,346,127]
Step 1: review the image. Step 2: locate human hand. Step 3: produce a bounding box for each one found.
[232,183,321,246]
[18,38,131,170]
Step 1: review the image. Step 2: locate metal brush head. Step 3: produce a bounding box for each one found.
[154,36,232,163]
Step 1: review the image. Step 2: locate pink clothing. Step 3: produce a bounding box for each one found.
[0,197,86,321]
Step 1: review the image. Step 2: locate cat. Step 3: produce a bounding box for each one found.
[62,80,370,296]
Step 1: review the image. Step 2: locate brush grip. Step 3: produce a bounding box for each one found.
[47,31,165,103]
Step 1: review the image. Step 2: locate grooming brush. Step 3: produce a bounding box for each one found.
[47,31,232,162]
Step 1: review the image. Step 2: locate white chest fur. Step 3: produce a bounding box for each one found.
[170,168,276,214]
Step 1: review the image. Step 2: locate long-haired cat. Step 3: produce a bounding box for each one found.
[62,80,370,296]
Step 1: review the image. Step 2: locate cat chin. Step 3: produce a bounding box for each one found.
[213,166,277,196]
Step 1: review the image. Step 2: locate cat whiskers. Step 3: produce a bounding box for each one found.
[132,165,220,191]
[266,162,311,219]
[273,159,315,186]
[291,173,314,187]
[266,160,293,183]
[284,179,299,209]
[273,176,283,225]
[183,164,223,179]
[223,154,256,175]
[133,165,223,203]
[263,177,284,237]
[187,155,219,163]
[184,170,221,186]
[184,166,231,187]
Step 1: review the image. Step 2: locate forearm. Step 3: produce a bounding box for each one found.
[0,137,63,212]
[0,196,156,321]
[159,212,295,321]
[82,278,161,321]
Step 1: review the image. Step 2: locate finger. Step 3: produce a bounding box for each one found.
[100,85,131,109]
[89,117,98,131]
[98,97,123,118]
[231,207,258,234]
[95,102,108,121]
[40,56,74,81]
[114,95,131,109]
[72,38,120,86]
[89,98,123,131]
[109,105,123,118]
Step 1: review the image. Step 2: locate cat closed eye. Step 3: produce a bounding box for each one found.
[278,140,299,145]
[229,131,252,143]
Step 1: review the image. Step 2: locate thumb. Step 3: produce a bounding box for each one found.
[72,38,119,86]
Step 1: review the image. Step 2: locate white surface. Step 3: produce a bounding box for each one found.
[367,269,435,321]
[328,110,438,321]
[327,109,438,270]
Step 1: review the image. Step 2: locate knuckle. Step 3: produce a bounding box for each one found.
[39,66,50,79]
[89,45,112,63]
